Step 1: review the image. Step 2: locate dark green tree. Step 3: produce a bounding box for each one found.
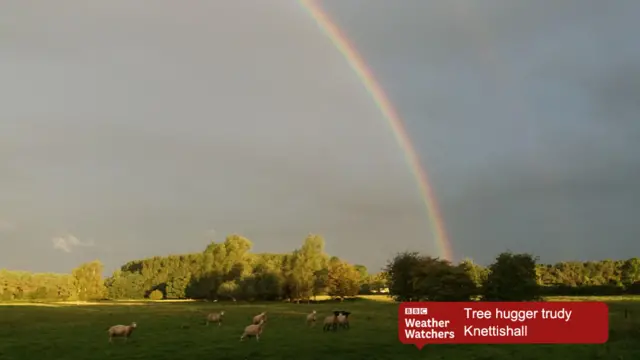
[483,252,541,301]
[384,251,423,301]
[412,257,478,301]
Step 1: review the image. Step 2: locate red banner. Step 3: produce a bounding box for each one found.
[398,302,608,348]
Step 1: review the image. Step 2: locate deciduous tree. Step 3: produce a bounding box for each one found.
[71,260,106,301]
[483,252,540,301]
[327,261,360,299]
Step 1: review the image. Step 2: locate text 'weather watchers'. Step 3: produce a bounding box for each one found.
[398,302,608,349]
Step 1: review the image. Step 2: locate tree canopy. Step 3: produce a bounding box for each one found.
[0,234,366,302]
[1,234,639,302]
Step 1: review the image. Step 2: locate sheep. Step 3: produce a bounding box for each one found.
[252,311,267,325]
[323,312,339,332]
[337,311,351,329]
[323,311,351,332]
[240,319,266,342]
[205,311,225,326]
[107,322,137,343]
[306,310,317,327]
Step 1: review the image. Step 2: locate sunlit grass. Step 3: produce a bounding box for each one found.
[356,294,395,302]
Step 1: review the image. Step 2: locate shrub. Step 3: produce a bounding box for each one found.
[148,289,163,300]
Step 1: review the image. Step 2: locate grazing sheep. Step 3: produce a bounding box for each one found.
[252,311,267,325]
[240,319,266,341]
[337,311,351,329]
[323,311,351,332]
[107,322,137,343]
[205,311,225,326]
[323,312,339,332]
[306,310,317,326]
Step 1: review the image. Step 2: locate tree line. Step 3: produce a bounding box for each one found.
[0,234,385,302]
[385,252,640,302]
[0,233,638,302]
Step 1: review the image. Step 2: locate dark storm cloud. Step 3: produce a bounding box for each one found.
[321,0,640,263]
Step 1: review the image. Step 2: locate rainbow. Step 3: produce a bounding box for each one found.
[298,0,454,261]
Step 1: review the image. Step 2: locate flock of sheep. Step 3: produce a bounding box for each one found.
[107,309,352,343]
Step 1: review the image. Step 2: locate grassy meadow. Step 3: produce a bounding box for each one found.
[0,295,639,360]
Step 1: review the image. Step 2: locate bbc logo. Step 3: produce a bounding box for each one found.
[405,307,428,315]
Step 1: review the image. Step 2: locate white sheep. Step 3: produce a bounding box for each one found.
[306,310,316,327]
[337,312,350,329]
[323,313,338,332]
[323,311,351,331]
[240,319,266,341]
[336,314,349,328]
[205,311,225,326]
[107,322,137,342]
[252,311,267,325]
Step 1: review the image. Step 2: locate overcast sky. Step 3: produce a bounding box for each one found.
[1,0,639,275]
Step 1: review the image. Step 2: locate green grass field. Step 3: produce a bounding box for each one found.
[1,296,638,360]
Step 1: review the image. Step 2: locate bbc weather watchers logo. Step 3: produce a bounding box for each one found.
[405,307,428,315]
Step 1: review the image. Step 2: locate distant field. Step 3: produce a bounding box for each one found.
[0,295,638,360]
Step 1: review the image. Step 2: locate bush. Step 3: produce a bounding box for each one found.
[148,289,163,300]
[626,281,640,295]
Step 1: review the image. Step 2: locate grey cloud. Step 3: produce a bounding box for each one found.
[0,220,14,232]
[1,0,434,273]
[1,0,639,274]
[321,0,640,263]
